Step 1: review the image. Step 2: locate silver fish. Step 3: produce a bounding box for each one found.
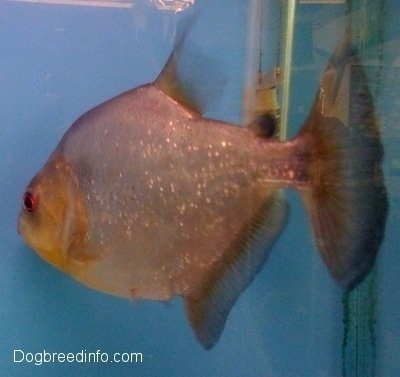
[18,33,387,349]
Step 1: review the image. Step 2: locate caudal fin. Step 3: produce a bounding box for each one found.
[299,36,387,290]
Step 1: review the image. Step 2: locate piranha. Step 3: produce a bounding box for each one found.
[18,33,387,349]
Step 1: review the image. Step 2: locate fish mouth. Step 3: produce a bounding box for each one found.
[17,214,34,249]
[17,213,36,250]
[17,211,24,236]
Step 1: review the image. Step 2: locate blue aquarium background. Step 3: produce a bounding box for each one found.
[1,0,399,376]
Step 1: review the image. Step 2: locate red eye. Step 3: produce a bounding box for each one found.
[22,191,38,214]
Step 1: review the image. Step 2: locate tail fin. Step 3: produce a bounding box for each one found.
[299,36,387,290]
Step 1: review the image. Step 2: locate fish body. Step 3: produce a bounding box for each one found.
[18,34,387,349]
[21,83,297,296]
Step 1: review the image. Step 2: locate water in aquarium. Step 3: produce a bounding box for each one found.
[1,0,399,376]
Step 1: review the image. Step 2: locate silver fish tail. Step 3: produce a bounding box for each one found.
[297,34,387,290]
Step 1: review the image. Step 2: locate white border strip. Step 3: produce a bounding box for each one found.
[5,0,134,8]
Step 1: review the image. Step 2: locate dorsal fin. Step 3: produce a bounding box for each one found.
[154,18,226,115]
[154,42,202,114]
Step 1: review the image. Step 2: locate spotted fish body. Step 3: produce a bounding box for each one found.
[18,34,387,349]
[51,84,294,298]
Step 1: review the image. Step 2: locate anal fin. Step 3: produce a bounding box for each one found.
[184,190,288,349]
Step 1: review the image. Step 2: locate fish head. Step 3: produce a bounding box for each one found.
[18,153,87,271]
